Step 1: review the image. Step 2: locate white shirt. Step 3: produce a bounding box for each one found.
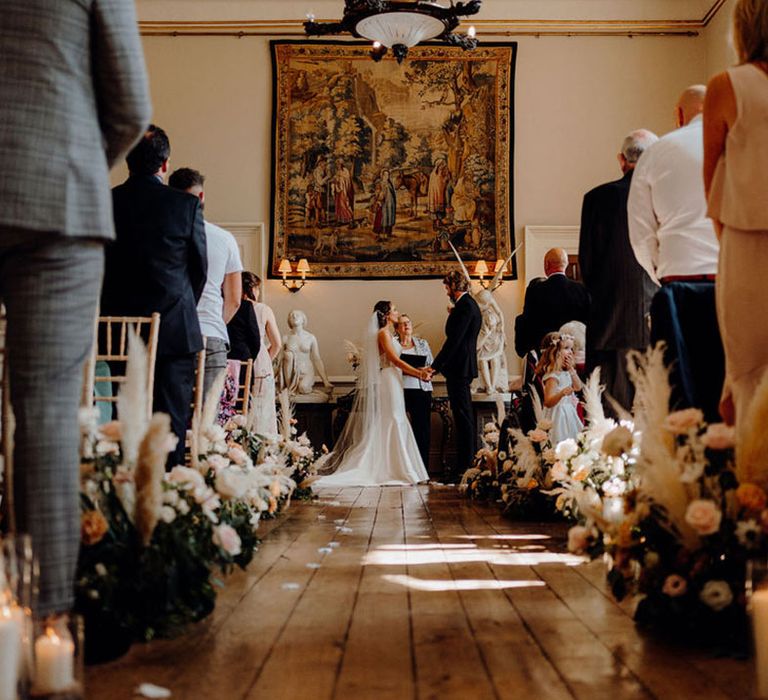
[628,115,719,283]
[197,221,243,342]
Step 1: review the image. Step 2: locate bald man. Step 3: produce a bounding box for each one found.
[514,247,590,358]
[627,85,723,420]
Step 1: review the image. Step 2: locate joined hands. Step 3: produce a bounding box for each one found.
[419,366,435,382]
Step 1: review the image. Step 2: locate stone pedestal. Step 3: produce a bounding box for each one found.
[292,395,335,451]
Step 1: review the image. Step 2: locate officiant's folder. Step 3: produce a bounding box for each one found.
[400,353,427,369]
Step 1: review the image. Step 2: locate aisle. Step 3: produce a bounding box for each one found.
[86,486,752,699]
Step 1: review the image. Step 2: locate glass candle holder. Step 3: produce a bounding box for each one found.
[30,613,84,700]
[0,601,22,700]
[747,558,768,698]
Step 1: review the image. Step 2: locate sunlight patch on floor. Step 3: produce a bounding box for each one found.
[364,546,586,567]
[381,574,548,592]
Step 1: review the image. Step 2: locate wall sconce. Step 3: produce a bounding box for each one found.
[474,259,507,290]
[279,258,310,293]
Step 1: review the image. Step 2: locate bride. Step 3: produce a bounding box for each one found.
[315,300,432,486]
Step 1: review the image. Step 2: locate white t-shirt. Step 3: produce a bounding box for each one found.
[627,115,719,283]
[197,221,243,342]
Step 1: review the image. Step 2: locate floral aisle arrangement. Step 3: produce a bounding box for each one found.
[564,346,765,651]
[460,422,501,501]
[75,337,322,661]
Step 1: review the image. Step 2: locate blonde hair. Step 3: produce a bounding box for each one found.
[733,0,768,63]
[535,332,566,377]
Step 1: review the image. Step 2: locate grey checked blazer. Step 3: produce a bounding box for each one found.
[0,0,152,240]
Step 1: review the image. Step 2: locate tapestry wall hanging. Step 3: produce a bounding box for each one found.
[270,40,517,279]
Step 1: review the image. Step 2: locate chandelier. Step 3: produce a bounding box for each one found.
[304,1,482,63]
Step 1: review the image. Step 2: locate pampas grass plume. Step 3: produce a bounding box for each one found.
[277,388,293,442]
[135,413,171,546]
[118,331,149,466]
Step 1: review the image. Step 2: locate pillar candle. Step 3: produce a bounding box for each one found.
[753,588,768,698]
[34,627,74,694]
[603,496,625,524]
[0,606,21,700]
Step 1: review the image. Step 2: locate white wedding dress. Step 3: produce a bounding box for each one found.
[315,315,428,487]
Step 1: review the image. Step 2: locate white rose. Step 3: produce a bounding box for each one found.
[550,461,568,482]
[555,439,578,461]
[204,425,227,443]
[212,524,242,556]
[166,466,206,491]
[684,499,722,535]
[699,580,733,611]
[216,469,248,500]
[227,446,249,466]
[160,505,176,524]
[205,453,230,474]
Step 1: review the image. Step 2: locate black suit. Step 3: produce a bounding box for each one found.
[432,293,482,478]
[514,274,590,357]
[102,174,207,467]
[579,170,657,410]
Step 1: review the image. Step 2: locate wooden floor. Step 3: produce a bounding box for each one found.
[87,486,755,699]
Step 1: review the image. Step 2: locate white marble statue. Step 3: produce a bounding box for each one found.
[278,309,333,398]
[448,241,523,395]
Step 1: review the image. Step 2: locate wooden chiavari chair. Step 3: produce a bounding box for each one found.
[235,359,254,421]
[84,314,160,420]
[0,309,14,531]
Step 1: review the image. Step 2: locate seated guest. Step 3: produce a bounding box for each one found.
[168,167,243,400]
[704,0,768,435]
[102,125,207,468]
[514,248,590,358]
[396,313,434,469]
[579,129,659,411]
[628,86,724,420]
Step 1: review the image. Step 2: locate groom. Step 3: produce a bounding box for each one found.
[432,270,482,482]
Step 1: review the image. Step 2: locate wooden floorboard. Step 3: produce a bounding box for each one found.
[85,486,754,700]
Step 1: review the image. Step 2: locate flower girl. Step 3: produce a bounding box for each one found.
[535,332,583,445]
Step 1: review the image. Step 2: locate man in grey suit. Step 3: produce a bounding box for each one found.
[0,1,151,614]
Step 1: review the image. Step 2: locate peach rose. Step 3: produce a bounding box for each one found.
[701,423,735,450]
[550,461,568,482]
[601,426,633,457]
[684,499,722,535]
[662,574,688,598]
[81,510,109,545]
[663,408,704,435]
[98,420,122,442]
[528,429,548,444]
[736,483,768,513]
[212,524,242,556]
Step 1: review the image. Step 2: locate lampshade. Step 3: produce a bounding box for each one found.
[494,259,505,273]
[355,12,446,47]
[474,259,489,276]
[278,259,292,275]
[296,258,311,274]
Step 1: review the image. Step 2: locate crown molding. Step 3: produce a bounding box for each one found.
[138,0,728,38]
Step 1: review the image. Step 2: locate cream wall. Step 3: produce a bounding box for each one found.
[121,28,714,377]
[705,0,737,76]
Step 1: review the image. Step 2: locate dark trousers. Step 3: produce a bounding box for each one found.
[446,376,475,477]
[404,388,432,470]
[586,347,636,414]
[650,281,724,423]
[154,353,196,468]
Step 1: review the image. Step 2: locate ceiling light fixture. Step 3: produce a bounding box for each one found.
[304,1,482,64]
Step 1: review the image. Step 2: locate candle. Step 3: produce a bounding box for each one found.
[34,627,74,694]
[0,606,21,700]
[754,589,768,698]
[602,496,625,524]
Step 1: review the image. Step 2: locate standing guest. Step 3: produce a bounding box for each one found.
[102,125,208,469]
[579,130,659,410]
[432,271,482,482]
[245,273,282,435]
[168,167,243,399]
[704,0,768,434]
[0,0,150,615]
[514,248,590,358]
[536,332,584,445]
[396,314,434,470]
[227,274,261,373]
[628,86,724,420]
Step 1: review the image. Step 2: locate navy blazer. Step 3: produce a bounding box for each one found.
[432,293,482,380]
[102,175,207,356]
[514,274,590,357]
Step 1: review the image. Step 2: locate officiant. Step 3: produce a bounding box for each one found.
[396,314,433,469]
